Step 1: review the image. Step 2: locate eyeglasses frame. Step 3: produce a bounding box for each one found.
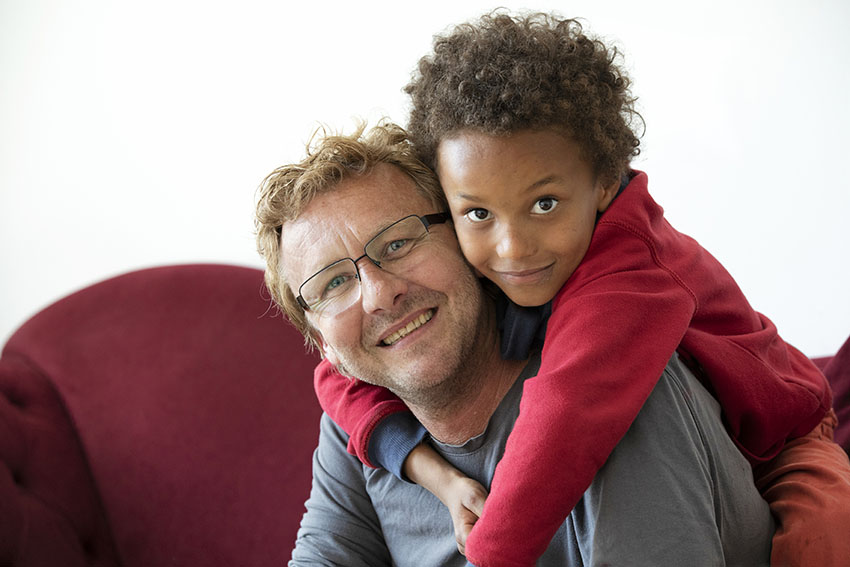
[295,212,450,312]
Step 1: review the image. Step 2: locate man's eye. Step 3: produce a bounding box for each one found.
[531,197,558,214]
[387,239,408,254]
[325,274,352,292]
[464,208,492,222]
[380,238,414,260]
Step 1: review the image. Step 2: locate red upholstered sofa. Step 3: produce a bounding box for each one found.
[0,264,320,566]
[1,263,848,566]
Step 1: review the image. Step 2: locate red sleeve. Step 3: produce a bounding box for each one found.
[313,358,410,468]
[464,223,697,567]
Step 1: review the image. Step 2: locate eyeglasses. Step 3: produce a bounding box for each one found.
[296,213,450,316]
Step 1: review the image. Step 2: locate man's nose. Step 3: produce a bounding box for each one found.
[495,223,536,260]
[357,260,409,312]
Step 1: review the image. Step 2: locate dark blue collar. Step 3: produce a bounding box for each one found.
[497,293,552,360]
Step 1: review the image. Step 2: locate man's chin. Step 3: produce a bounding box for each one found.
[338,354,461,403]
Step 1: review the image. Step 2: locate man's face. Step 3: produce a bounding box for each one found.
[279,164,486,403]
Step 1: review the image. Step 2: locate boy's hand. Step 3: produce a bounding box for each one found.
[445,475,488,555]
[402,443,488,556]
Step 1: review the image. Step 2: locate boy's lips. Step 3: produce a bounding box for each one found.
[493,264,554,285]
[379,308,436,346]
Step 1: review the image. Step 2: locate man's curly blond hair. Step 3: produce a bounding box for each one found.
[255,121,447,351]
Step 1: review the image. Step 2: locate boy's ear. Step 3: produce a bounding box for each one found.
[596,176,621,213]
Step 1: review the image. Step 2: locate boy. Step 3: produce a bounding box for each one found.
[313,11,850,566]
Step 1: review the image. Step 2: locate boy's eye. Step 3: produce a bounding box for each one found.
[531,197,558,214]
[464,208,492,222]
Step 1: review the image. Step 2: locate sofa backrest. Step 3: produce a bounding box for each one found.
[3,263,848,566]
[0,264,320,566]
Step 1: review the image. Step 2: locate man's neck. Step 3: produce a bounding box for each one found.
[409,352,527,445]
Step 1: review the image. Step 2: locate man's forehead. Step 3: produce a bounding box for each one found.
[296,164,432,237]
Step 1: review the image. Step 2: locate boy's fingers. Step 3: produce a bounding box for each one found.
[462,482,488,516]
[454,510,477,554]
[466,498,484,517]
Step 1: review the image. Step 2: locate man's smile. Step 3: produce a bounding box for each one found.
[380,309,435,346]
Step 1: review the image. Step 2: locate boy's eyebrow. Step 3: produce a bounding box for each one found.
[449,175,563,202]
[525,175,561,193]
[451,191,483,202]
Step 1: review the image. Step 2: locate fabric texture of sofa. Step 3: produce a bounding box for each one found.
[1,264,320,566]
[0,263,847,566]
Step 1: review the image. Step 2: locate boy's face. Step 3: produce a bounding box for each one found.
[436,129,619,307]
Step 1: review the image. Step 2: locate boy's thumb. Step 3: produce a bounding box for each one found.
[464,485,488,517]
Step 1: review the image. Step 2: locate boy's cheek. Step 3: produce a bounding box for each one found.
[453,233,488,270]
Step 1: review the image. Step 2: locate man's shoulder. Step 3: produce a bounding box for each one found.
[317,413,362,470]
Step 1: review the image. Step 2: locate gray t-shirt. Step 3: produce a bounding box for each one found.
[290,353,773,566]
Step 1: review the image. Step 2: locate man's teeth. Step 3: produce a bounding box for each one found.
[382,310,433,346]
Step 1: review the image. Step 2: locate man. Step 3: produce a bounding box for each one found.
[255,122,774,566]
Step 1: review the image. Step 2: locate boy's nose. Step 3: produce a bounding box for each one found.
[495,225,536,260]
[357,261,409,313]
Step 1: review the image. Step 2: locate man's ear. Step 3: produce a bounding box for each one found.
[596,176,621,213]
[319,339,340,367]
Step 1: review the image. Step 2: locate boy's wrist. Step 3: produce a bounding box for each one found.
[368,412,428,481]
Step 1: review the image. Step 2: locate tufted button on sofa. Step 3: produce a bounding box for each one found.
[0,264,320,567]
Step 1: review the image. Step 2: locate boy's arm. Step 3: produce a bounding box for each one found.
[313,358,414,469]
[403,442,488,555]
[464,229,697,567]
[314,358,490,550]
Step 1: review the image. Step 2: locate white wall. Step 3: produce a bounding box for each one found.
[2,0,848,356]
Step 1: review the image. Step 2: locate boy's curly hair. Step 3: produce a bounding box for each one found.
[405,11,642,183]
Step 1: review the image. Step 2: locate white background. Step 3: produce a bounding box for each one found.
[2,0,848,356]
